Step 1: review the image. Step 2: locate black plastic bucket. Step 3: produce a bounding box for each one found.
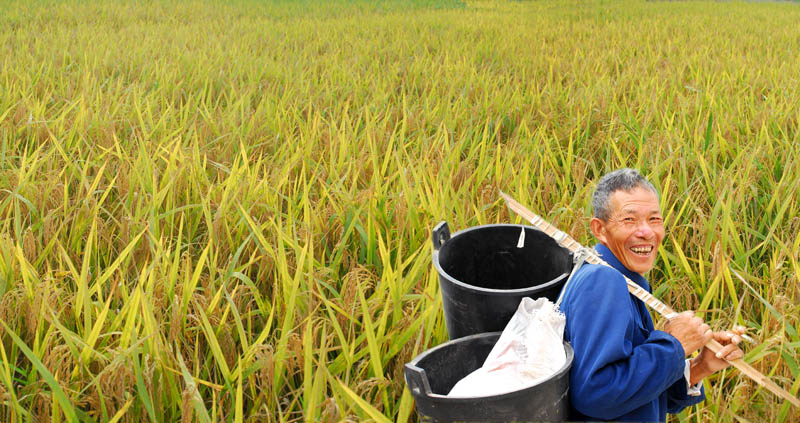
[404,332,573,422]
[432,221,573,339]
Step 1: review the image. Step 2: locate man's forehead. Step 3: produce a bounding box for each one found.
[609,188,661,214]
[616,205,661,215]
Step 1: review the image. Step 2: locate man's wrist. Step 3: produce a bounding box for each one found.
[684,359,703,396]
[689,356,709,385]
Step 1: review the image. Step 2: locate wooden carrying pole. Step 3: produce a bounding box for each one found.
[500,191,800,408]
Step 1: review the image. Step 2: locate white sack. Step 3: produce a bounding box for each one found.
[447,297,567,397]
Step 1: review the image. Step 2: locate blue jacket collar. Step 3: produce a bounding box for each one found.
[594,244,651,292]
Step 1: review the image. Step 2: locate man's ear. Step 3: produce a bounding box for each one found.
[590,217,608,245]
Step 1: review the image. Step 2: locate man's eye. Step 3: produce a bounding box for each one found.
[650,217,663,223]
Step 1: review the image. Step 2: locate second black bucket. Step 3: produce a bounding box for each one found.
[405,332,573,422]
[432,221,573,339]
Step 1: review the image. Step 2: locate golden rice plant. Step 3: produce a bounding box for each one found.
[0,0,798,421]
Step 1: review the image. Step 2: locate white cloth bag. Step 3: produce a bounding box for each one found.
[447,297,567,397]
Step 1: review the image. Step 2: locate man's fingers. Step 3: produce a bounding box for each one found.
[715,344,744,361]
[730,325,755,343]
[711,331,745,361]
[715,343,736,359]
[727,331,743,345]
[714,330,741,343]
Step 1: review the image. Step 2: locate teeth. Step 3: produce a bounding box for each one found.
[631,247,652,254]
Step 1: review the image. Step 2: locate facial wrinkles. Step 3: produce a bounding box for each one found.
[602,188,664,274]
[608,213,661,237]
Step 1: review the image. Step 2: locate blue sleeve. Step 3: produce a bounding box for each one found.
[666,375,706,413]
[563,266,687,420]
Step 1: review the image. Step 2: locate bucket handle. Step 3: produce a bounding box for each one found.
[404,364,433,397]
[432,221,451,251]
[556,247,592,308]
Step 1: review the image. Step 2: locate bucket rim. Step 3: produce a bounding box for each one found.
[405,331,574,401]
[433,223,572,295]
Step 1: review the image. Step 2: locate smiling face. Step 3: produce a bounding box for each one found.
[590,186,665,275]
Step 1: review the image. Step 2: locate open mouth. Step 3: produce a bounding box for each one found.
[629,246,653,256]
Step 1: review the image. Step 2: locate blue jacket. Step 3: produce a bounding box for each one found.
[558,244,705,422]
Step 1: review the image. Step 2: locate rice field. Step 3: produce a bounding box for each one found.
[1,0,799,421]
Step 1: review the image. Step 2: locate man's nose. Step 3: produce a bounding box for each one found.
[635,221,655,238]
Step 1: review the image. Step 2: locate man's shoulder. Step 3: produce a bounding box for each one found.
[561,263,633,317]
[576,263,626,282]
[567,263,629,298]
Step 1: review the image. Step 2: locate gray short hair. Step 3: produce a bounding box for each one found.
[592,168,659,220]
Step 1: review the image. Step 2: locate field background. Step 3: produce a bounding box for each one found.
[1,0,799,421]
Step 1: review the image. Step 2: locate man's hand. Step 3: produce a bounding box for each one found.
[662,311,712,357]
[688,327,745,385]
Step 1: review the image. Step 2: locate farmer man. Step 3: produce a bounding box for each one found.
[558,168,744,422]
